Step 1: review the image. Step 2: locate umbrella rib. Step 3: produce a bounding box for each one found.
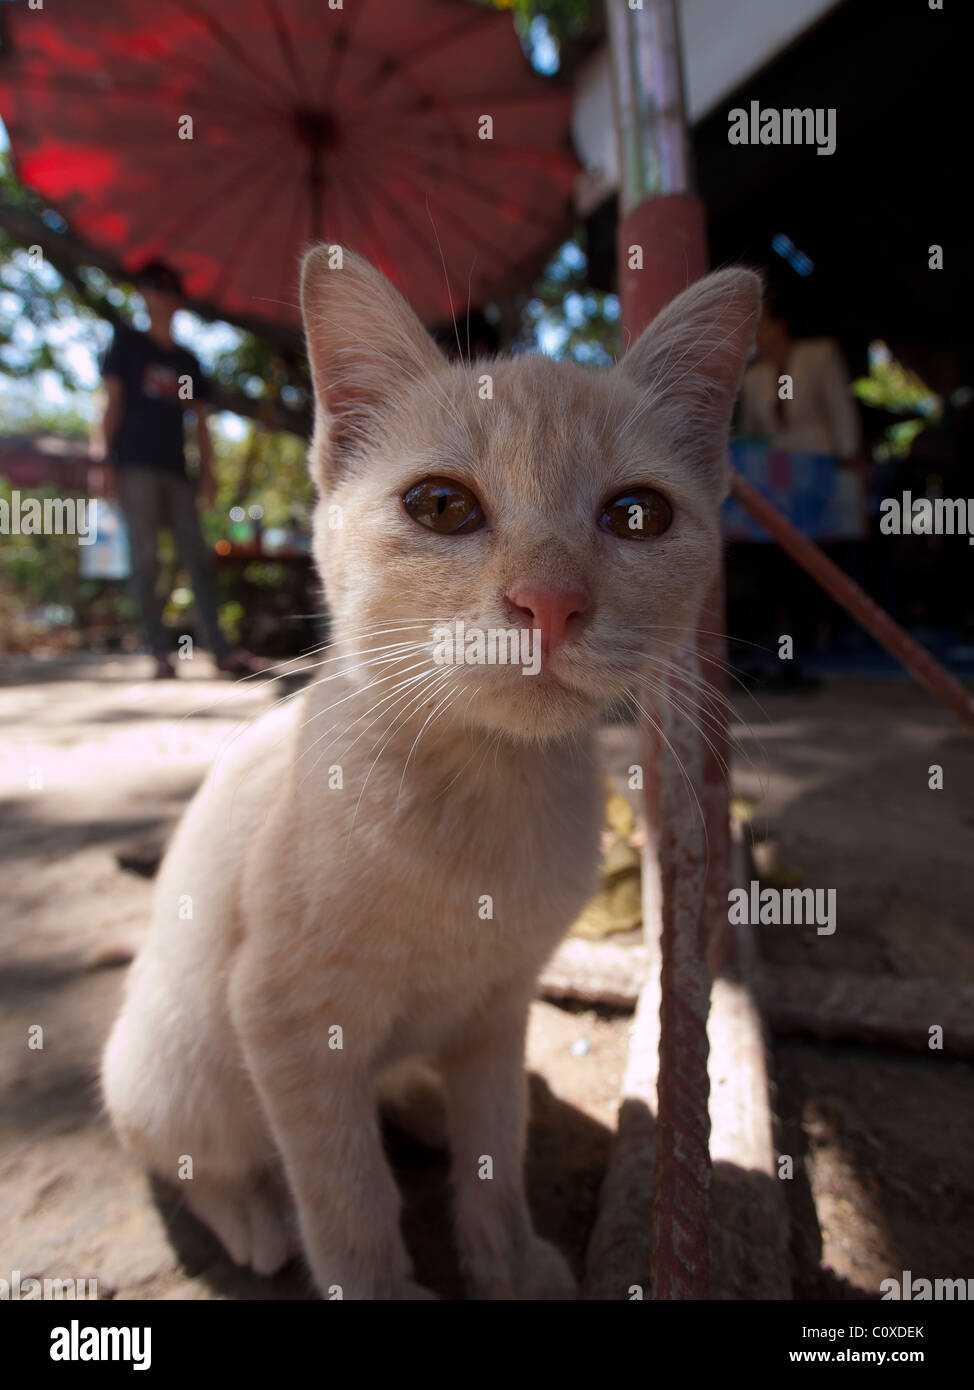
[272,165,313,326]
[322,150,437,311]
[331,41,480,180]
[377,88,578,111]
[61,121,299,257]
[341,134,572,237]
[352,119,576,172]
[396,183,522,286]
[0,68,287,123]
[262,0,313,107]
[207,147,303,312]
[335,150,502,323]
[167,0,300,106]
[339,10,496,104]
[408,156,574,233]
[5,111,290,163]
[347,163,464,317]
[324,149,389,266]
[123,136,301,267]
[320,0,365,102]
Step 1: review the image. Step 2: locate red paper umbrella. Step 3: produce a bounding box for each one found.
[0,0,578,329]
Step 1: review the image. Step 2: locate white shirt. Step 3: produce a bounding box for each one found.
[740,337,862,460]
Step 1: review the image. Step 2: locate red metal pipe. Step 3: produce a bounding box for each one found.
[610,0,720,1302]
[654,638,715,1300]
[617,183,716,1300]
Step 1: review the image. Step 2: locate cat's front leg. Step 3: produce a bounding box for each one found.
[441,988,577,1301]
[229,952,434,1301]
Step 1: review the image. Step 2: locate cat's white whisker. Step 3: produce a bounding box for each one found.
[634,672,734,786]
[624,689,710,858]
[176,622,442,731]
[341,667,457,855]
[607,645,769,795]
[296,660,440,785]
[395,679,464,812]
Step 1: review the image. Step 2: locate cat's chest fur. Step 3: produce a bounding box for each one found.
[237,685,603,1047]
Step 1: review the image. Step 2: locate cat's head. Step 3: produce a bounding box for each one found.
[301,247,760,742]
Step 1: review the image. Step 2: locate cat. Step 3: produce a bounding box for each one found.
[101,247,760,1300]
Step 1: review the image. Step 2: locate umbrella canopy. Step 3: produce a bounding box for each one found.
[0,0,578,330]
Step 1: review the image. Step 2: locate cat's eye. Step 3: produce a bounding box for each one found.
[402,478,484,535]
[600,488,673,540]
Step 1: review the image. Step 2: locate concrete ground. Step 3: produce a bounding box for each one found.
[1,655,971,1298]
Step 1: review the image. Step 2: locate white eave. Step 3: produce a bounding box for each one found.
[572,0,843,214]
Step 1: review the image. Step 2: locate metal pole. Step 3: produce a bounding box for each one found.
[605,0,693,213]
[607,0,719,1301]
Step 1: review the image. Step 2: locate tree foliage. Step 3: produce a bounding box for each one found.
[519,233,620,365]
[483,0,594,59]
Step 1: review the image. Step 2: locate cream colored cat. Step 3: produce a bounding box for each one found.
[101,248,760,1300]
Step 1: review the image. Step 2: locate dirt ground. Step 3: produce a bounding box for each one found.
[1,655,971,1298]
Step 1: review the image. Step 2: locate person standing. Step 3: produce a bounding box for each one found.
[740,298,862,461]
[90,259,265,677]
[735,288,867,672]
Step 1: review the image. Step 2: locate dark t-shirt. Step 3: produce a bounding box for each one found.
[101,323,209,475]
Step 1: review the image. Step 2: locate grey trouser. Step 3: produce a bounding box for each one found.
[117,465,228,660]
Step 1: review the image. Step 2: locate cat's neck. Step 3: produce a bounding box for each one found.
[298,667,594,793]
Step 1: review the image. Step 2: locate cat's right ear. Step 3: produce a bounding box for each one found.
[300,246,446,483]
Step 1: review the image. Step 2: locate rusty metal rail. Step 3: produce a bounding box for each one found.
[731,471,974,732]
[652,641,712,1298]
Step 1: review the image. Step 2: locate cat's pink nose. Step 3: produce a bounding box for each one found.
[505,582,591,655]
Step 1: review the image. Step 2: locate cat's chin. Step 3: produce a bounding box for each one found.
[467,673,607,742]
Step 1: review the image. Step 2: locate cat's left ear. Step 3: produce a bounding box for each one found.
[617,268,762,497]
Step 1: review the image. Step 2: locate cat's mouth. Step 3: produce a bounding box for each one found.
[457,649,626,740]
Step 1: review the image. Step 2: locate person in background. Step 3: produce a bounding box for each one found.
[740,294,863,461]
[736,287,867,672]
[90,259,266,678]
